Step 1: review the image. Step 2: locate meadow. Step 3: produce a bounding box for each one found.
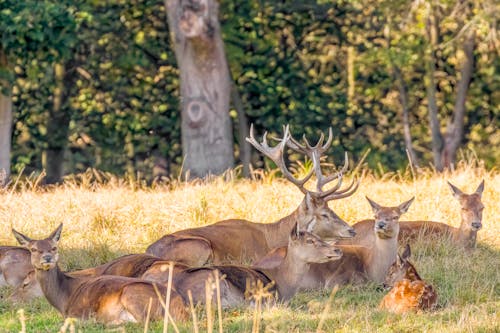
[0,162,499,332]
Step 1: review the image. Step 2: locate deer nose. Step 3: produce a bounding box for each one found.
[334,248,343,256]
[376,221,386,229]
[42,255,52,262]
[472,222,482,230]
[348,229,356,237]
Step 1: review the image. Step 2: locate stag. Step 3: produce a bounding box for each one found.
[12,224,188,324]
[146,125,358,266]
[399,181,485,249]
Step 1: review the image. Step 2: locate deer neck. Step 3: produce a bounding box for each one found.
[366,236,398,283]
[35,265,81,315]
[453,222,477,248]
[263,209,301,249]
[264,249,308,301]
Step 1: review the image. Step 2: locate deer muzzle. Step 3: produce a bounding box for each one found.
[471,222,482,231]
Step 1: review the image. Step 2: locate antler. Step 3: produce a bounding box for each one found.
[287,128,359,201]
[246,124,313,194]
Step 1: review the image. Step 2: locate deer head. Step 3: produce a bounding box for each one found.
[366,197,414,239]
[12,224,63,271]
[448,180,484,232]
[247,125,357,240]
[9,270,43,302]
[288,223,343,264]
[383,244,421,289]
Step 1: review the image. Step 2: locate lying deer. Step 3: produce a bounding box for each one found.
[12,224,188,325]
[379,244,437,313]
[10,252,188,302]
[146,125,357,266]
[255,196,414,287]
[399,181,484,249]
[0,246,43,301]
[173,223,342,307]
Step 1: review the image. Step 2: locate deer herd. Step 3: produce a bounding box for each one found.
[0,126,486,325]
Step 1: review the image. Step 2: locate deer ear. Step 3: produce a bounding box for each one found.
[448,181,464,199]
[396,254,403,267]
[48,224,63,243]
[290,222,300,240]
[304,192,318,211]
[12,229,32,247]
[398,197,414,214]
[366,196,381,213]
[401,244,411,261]
[475,180,485,196]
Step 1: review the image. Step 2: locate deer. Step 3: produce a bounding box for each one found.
[146,125,358,266]
[379,244,437,313]
[0,246,43,301]
[11,224,188,325]
[399,180,485,249]
[254,196,415,287]
[173,222,342,308]
[9,252,189,302]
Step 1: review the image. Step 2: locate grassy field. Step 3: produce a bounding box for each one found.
[0,163,499,332]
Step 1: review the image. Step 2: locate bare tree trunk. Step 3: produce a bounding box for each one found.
[0,47,12,181]
[425,10,444,171]
[230,79,250,178]
[43,62,72,184]
[392,65,419,168]
[347,46,355,108]
[442,29,475,168]
[164,0,234,178]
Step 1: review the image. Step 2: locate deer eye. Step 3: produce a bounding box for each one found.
[306,238,314,244]
[51,247,57,251]
[30,248,38,253]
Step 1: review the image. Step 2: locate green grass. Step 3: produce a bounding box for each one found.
[0,165,499,332]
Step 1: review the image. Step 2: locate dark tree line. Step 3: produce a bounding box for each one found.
[0,0,498,183]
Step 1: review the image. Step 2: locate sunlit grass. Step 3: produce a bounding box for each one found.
[0,161,498,332]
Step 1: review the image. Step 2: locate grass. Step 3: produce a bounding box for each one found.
[0,162,499,332]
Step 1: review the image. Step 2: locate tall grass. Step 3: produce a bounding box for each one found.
[0,162,498,332]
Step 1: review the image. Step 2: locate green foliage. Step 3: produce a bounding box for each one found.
[1,0,498,178]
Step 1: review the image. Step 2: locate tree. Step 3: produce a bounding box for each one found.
[0,46,12,179]
[164,0,234,178]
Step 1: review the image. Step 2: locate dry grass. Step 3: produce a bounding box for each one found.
[0,162,498,332]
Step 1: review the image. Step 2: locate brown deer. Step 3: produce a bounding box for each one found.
[146,125,358,266]
[173,223,342,308]
[0,246,43,301]
[399,181,485,249]
[12,224,188,325]
[379,244,437,313]
[10,253,188,302]
[255,196,415,287]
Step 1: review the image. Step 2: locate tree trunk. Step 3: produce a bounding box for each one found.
[425,10,444,171]
[392,65,419,168]
[442,29,475,168]
[230,79,250,178]
[0,47,12,181]
[347,46,355,108]
[164,0,234,178]
[43,62,72,184]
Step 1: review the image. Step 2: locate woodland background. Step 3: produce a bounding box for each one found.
[0,0,498,184]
